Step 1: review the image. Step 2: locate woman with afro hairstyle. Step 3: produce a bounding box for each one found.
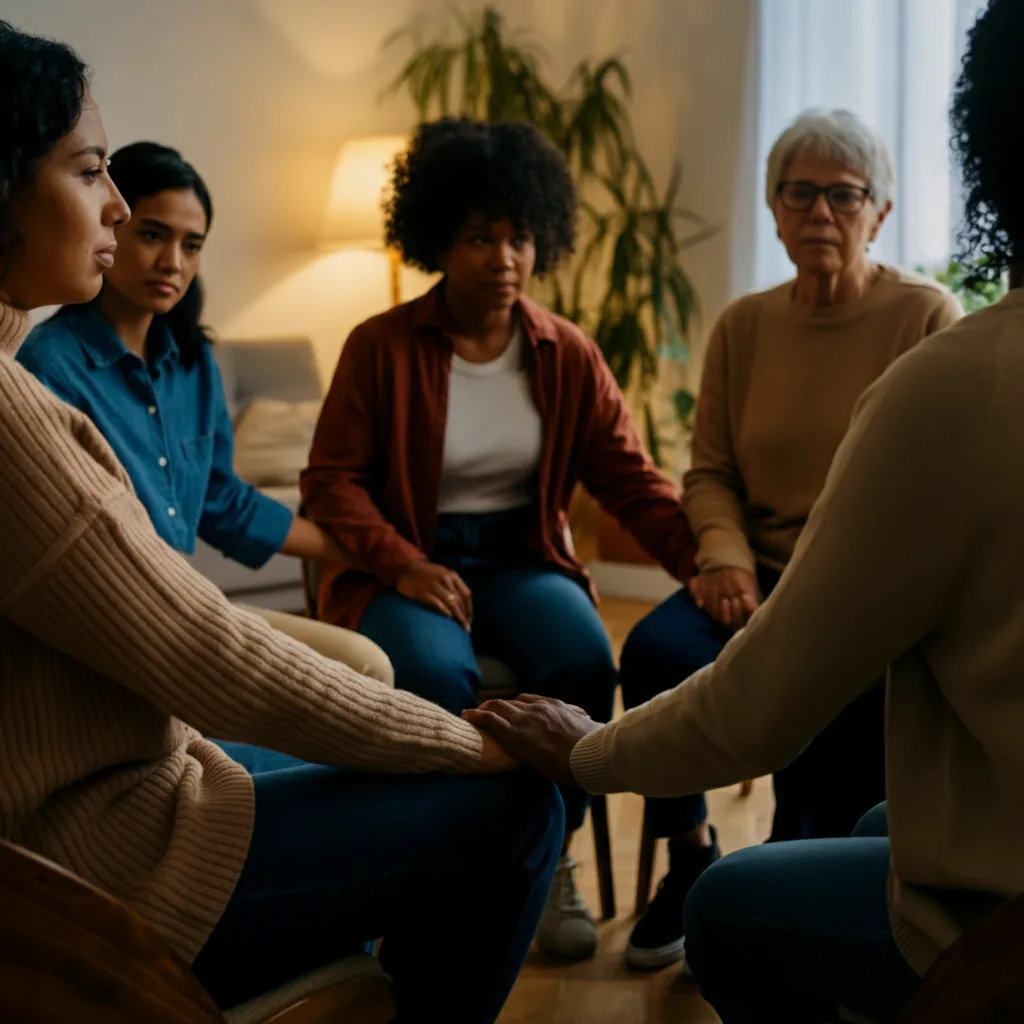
[302,117,698,961]
[460,0,1024,1019]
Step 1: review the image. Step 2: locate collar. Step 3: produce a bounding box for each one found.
[63,303,179,370]
[410,280,561,347]
[0,301,30,357]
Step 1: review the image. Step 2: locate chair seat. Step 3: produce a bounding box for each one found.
[224,953,393,1024]
[477,655,520,698]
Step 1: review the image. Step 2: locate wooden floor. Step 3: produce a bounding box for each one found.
[499,597,774,1024]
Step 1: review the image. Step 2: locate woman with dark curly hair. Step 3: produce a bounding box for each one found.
[302,117,697,960]
[462,0,1024,1018]
[0,22,565,1024]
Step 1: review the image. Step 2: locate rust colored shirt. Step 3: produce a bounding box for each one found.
[302,284,696,628]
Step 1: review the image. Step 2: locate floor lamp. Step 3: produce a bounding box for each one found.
[319,135,408,307]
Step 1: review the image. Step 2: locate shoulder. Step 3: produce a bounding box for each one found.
[17,312,89,390]
[864,298,1012,430]
[0,355,78,438]
[20,310,82,359]
[518,296,599,364]
[875,266,962,321]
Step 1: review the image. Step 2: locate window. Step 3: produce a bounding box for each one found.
[753,0,988,290]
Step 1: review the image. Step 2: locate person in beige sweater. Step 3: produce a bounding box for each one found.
[612,108,962,970]
[0,22,562,1023]
[465,4,1024,1018]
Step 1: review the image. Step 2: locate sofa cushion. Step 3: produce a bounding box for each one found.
[233,398,321,487]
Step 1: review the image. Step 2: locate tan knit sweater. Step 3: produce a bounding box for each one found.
[573,291,1024,976]
[685,266,962,573]
[0,303,484,962]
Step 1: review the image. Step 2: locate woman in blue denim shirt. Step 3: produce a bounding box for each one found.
[17,141,344,571]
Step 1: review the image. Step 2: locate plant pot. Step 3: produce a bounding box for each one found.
[595,507,657,566]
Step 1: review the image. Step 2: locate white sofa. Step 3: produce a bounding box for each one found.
[186,337,322,613]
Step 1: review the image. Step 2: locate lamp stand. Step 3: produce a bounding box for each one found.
[388,246,402,307]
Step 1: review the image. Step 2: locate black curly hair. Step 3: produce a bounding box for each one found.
[951,0,1024,282]
[0,21,90,275]
[384,118,576,275]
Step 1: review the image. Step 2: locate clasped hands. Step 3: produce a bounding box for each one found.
[688,566,761,631]
[465,694,602,784]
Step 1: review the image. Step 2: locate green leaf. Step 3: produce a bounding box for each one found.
[672,388,696,422]
[643,401,663,467]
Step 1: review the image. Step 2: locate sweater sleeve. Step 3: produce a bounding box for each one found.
[301,325,427,585]
[579,341,696,581]
[571,336,985,797]
[0,362,482,775]
[682,314,758,574]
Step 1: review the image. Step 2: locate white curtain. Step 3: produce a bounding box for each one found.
[752,0,989,291]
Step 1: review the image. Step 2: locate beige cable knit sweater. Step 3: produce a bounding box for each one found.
[0,303,483,962]
[573,292,1024,976]
[684,266,962,573]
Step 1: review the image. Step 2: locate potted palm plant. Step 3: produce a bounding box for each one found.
[381,7,714,562]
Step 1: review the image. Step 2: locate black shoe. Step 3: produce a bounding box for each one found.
[625,826,720,970]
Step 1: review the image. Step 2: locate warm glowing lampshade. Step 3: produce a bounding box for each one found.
[319,135,408,250]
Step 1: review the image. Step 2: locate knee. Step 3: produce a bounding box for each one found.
[619,619,693,708]
[394,657,478,714]
[852,802,888,838]
[683,850,753,984]
[498,772,566,869]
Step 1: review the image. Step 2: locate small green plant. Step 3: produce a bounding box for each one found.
[381,7,714,466]
[918,257,1006,313]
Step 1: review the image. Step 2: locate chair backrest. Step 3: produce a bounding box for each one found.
[0,838,224,1024]
[298,504,321,620]
[898,892,1024,1024]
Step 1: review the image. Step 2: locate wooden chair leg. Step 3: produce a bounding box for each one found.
[634,802,657,917]
[590,795,616,921]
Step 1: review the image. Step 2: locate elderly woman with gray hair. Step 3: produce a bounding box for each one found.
[611,108,962,971]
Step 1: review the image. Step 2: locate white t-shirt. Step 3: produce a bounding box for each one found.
[437,326,543,514]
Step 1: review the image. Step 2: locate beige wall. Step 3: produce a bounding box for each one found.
[10,0,756,383]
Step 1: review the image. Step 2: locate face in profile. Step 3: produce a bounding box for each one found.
[2,98,130,310]
[441,213,537,312]
[103,188,208,316]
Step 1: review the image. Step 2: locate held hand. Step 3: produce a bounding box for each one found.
[396,561,473,630]
[462,694,602,787]
[688,568,760,631]
[476,731,518,773]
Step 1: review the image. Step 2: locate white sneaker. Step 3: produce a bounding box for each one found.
[534,855,598,960]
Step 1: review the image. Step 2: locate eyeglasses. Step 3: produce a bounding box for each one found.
[776,180,873,215]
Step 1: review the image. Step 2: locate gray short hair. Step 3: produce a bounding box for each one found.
[765,109,896,210]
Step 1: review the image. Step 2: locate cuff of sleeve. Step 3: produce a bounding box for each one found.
[370,542,428,587]
[696,529,757,574]
[570,727,620,794]
[224,494,294,569]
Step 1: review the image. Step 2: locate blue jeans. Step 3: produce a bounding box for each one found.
[620,564,885,840]
[685,802,920,1023]
[359,509,618,833]
[191,743,564,1023]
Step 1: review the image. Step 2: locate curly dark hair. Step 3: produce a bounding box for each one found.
[0,21,90,274]
[951,0,1024,282]
[384,118,576,275]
